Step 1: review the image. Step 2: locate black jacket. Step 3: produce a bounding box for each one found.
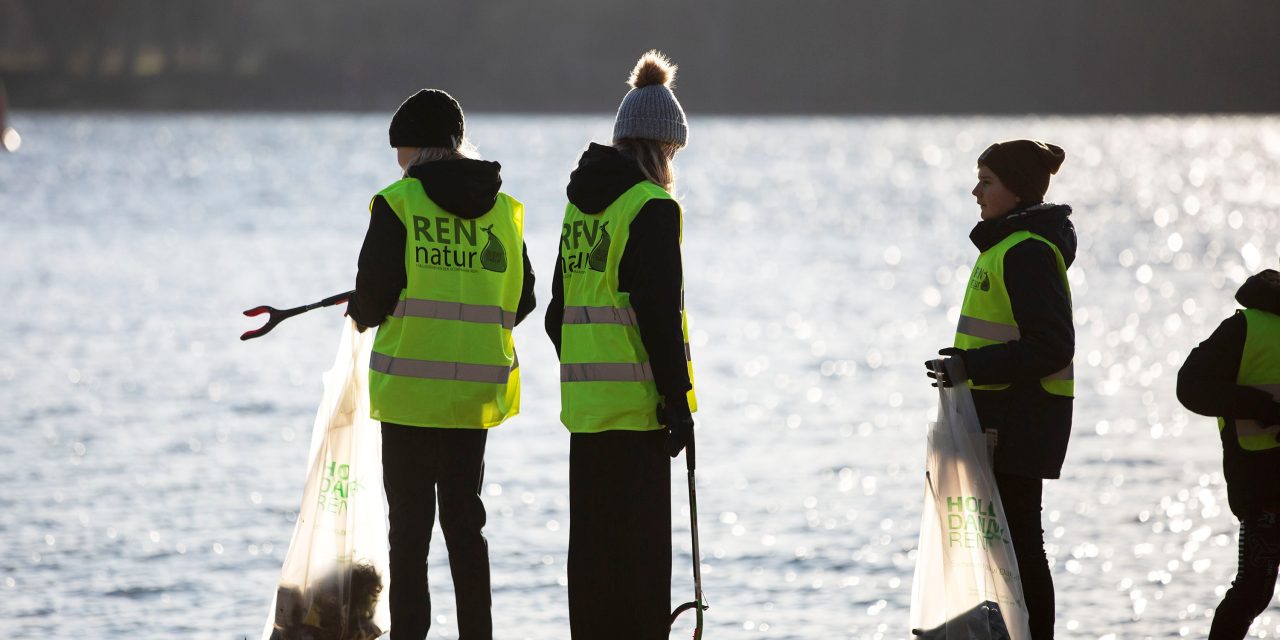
[961,202,1077,479]
[545,143,692,408]
[1177,269,1280,516]
[348,159,537,328]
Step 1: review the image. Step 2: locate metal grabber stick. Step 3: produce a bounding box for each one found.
[240,290,355,340]
[669,429,708,639]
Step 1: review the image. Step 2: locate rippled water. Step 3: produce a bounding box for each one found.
[2,113,1279,639]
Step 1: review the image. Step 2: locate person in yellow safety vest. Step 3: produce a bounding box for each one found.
[926,140,1074,640]
[1177,267,1280,640]
[545,50,697,640]
[347,89,537,640]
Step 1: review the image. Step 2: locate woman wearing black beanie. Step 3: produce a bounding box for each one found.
[926,139,1075,639]
[349,88,537,640]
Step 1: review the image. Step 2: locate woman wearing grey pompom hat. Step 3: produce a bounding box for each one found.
[545,50,699,639]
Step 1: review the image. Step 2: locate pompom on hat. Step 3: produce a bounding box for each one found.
[978,139,1066,203]
[612,50,688,147]
[389,89,464,149]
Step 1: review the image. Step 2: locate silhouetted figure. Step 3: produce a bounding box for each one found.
[927,140,1075,639]
[1178,268,1280,640]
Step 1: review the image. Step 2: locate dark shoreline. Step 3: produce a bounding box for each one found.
[4,0,1278,115]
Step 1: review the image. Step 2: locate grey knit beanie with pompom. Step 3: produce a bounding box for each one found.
[612,50,688,147]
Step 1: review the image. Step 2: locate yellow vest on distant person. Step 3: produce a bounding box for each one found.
[558,181,697,433]
[953,230,1074,397]
[1219,308,1280,450]
[368,177,524,428]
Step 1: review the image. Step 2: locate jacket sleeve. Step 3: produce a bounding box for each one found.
[545,256,564,358]
[349,196,407,328]
[618,199,693,403]
[514,242,537,326]
[962,241,1074,385]
[1177,312,1280,420]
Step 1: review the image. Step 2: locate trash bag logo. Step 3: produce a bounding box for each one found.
[480,225,508,273]
[968,267,992,292]
[587,222,611,272]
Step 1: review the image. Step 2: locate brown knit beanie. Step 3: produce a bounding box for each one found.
[977,140,1065,203]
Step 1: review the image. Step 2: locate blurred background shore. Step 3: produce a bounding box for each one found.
[1,0,1278,114]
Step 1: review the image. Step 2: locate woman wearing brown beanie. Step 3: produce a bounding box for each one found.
[926,139,1075,639]
[545,50,698,639]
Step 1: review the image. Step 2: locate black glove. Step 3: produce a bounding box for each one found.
[657,395,694,458]
[925,347,969,388]
[343,307,369,333]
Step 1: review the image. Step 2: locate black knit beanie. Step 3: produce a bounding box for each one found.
[388,89,464,148]
[977,140,1066,203]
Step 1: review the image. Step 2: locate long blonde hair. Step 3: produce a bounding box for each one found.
[402,138,480,176]
[615,138,679,192]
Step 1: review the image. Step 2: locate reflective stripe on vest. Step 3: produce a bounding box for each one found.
[954,230,1074,397]
[560,362,654,383]
[956,314,1074,382]
[563,305,638,326]
[368,178,524,429]
[372,352,518,384]
[957,314,1022,343]
[558,180,698,433]
[1222,308,1280,450]
[393,298,517,330]
[558,344,691,381]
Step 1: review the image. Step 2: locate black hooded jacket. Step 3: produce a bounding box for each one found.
[348,159,537,328]
[1178,269,1280,516]
[545,144,692,407]
[961,202,1077,479]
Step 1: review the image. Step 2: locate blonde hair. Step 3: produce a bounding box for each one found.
[615,138,679,192]
[402,138,480,176]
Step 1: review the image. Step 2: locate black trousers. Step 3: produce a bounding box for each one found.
[568,430,672,640]
[1210,509,1280,639]
[382,423,491,640]
[995,472,1055,640]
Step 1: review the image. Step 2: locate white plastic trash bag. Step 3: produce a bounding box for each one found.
[262,319,391,640]
[909,361,1031,640]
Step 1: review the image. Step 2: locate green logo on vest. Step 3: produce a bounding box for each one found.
[411,215,484,272]
[480,225,508,273]
[968,267,991,292]
[587,222,611,272]
[561,218,609,275]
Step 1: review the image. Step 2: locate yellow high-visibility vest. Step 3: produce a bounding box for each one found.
[368,177,524,428]
[1220,308,1280,450]
[954,230,1074,397]
[558,181,697,433]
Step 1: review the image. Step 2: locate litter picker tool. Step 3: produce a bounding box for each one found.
[669,429,708,639]
[241,290,355,341]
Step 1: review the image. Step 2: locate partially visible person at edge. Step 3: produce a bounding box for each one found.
[347,89,536,640]
[1177,267,1280,640]
[545,50,697,640]
[927,140,1075,639]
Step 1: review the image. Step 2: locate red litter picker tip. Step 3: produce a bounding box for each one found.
[241,290,355,340]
